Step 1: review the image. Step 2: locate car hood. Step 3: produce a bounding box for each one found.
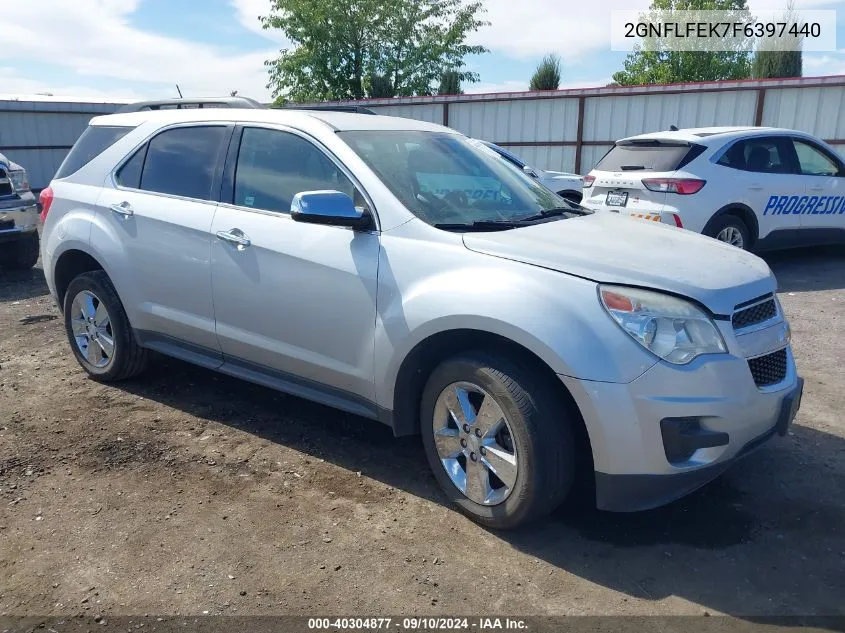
[540,170,581,181]
[462,212,776,315]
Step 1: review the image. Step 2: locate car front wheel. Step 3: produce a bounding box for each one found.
[0,232,39,270]
[420,352,576,529]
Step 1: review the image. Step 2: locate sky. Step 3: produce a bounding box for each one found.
[2,0,845,102]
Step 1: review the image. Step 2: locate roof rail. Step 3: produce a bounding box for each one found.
[276,104,378,115]
[116,97,267,113]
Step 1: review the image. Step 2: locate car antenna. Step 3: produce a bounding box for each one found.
[175,84,184,99]
[669,124,679,131]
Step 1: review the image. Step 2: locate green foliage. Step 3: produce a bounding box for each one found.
[261,0,488,101]
[367,74,396,98]
[529,54,561,91]
[438,70,463,95]
[752,2,802,78]
[612,0,753,86]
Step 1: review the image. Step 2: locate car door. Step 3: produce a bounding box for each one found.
[94,124,232,357]
[210,125,380,407]
[790,137,845,234]
[715,136,807,241]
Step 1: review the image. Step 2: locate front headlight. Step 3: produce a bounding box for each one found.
[599,285,727,364]
[9,169,30,193]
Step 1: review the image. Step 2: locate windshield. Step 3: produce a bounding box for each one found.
[338,130,568,226]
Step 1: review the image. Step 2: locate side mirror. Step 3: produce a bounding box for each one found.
[290,190,367,228]
[523,165,539,179]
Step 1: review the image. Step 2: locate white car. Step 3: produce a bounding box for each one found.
[478,140,583,203]
[581,126,845,251]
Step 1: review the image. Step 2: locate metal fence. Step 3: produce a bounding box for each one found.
[0,98,126,191]
[3,75,845,190]
[337,75,845,174]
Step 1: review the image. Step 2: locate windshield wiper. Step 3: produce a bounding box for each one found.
[518,205,591,223]
[433,220,531,231]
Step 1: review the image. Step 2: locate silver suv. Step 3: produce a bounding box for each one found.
[40,108,803,528]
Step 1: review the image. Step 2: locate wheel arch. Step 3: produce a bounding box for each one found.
[53,248,107,306]
[389,328,594,475]
[704,203,760,247]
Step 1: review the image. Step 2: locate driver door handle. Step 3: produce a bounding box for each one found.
[216,229,251,250]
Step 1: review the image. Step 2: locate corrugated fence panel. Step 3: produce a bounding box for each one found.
[0,99,124,189]
[516,145,577,174]
[0,148,70,191]
[369,103,443,124]
[449,98,579,143]
[580,145,614,173]
[583,91,757,142]
[762,86,845,140]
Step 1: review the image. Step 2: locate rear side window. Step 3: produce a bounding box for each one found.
[139,126,228,200]
[595,142,696,172]
[717,138,794,174]
[55,125,134,179]
[115,145,147,189]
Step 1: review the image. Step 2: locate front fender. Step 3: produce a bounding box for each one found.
[373,240,658,409]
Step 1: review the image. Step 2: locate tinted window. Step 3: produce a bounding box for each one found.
[595,142,695,172]
[140,126,227,200]
[55,125,134,179]
[233,127,358,213]
[793,140,840,176]
[717,138,792,174]
[115,145,147,189]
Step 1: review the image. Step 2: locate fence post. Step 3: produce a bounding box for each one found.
[443,102,450,127]
[754,88,766,126]
[574,96,586,174]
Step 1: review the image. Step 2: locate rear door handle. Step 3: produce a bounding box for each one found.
[809,185,826,191]
[109,201,134,217]
[748,184,763,191]
[216,229,251,250]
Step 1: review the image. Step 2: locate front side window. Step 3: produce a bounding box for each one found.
[139,126,228,200]
[233,127,359,214]
[793,140,840,176]
[339,130,566,226]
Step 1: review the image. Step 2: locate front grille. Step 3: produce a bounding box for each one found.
[748,349,787,387]
[733,297,777,329]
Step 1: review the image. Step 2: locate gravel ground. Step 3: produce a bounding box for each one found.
[0,247,843,619]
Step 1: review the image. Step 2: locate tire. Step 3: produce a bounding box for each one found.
[63,270,148,381]
[420,352,576,529]
[0,232,39,270]
[704,214,751,250]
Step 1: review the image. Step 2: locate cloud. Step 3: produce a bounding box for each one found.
[1,0,278,101]
[228,0,290,44]
[0,67,149,100]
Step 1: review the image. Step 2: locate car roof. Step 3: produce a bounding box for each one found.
[89,107,454,134]
[618,126,812,145]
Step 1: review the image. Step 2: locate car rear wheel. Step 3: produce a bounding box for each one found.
[705,215,751,250]
[63,271,148,381]
[420,352,575,529]
[0,232,39,270]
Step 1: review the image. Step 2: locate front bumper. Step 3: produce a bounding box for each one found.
[0,195,39,243]
[561,345,802,512]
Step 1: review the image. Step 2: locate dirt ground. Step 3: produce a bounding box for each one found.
[0,247,843,619]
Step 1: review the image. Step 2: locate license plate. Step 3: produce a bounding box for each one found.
[606,191,629,207]
[776,377,804,436]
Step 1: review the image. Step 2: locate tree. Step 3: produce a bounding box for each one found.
[752,1,802,79]
[367,74,396,98]
[612,0,753,86]
[261,0,488,101]
[529,54,561,91]
[438,70,463,95]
